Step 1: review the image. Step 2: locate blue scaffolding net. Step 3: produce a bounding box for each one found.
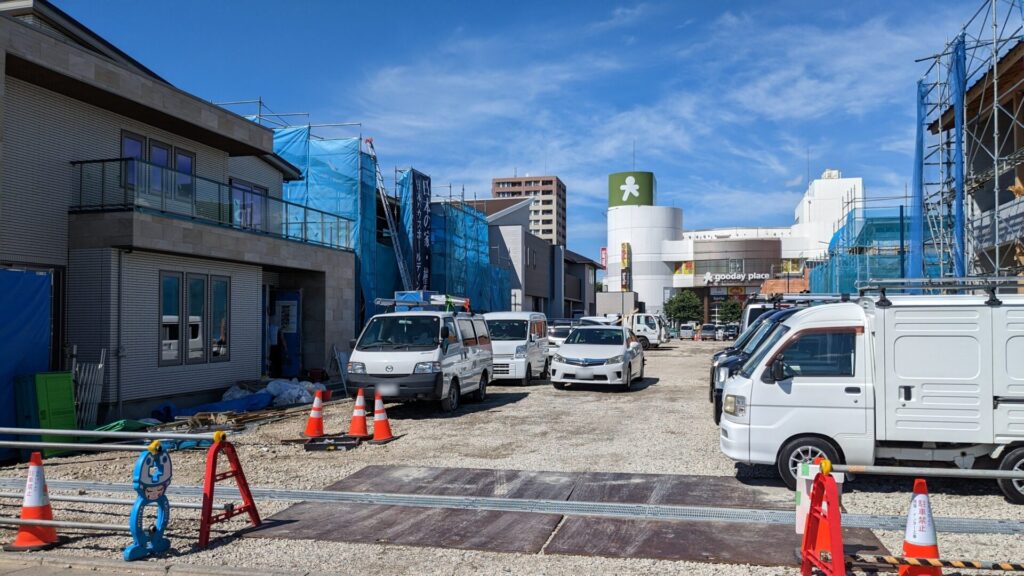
[810,207,942,293]
[273,126,386,323]
[429,201,510,312]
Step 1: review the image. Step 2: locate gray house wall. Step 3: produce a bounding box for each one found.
[227,156,284,198]
[1,76,231,267]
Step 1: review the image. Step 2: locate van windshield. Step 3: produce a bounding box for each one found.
[357,316,440,350]
[740,324,790,378]
[486,320,528,341]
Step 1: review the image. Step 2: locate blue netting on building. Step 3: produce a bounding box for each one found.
[810,207,942,293]
[429,202,510,312]
[273,127,385,323]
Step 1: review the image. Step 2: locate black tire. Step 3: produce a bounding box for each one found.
[552,380,566,390]
[621,363,633,392]
[470,372,488,402]
[776,436,841,490]
[522,364,532,386]
[637,359,645,382]
[638,337,650,350]
[713,390,722,425]
[540,359,550,380]
[440,379,461,412]
[997,446,1024,504]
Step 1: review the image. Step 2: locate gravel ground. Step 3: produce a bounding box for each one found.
[0,340,1020,575]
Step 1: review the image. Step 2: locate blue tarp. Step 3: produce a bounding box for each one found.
[0,269,51,461]
[908,80,926,280]
[151,393,274,422]
[429,202,510,312]
[273,128,379,323]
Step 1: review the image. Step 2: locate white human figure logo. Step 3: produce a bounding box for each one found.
[620,176,640,202]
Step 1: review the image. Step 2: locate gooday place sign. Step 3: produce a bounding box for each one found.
[702,271,770,285]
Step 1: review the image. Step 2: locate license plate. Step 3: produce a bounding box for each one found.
[377,383,398,396]
[576,367,593,380]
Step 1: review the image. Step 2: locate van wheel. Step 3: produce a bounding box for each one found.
[441,380,461,412]
[552,380,566,390]
[638,336,650,350]
[470,373,488,402]
[997,446,1024,504]
[713,391,722,425]
[522,364,532,386]
[777,436,840,490]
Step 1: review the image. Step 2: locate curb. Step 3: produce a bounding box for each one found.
[0,551,319,576]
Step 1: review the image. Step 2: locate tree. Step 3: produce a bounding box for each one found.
[719,299,742,323]
[664,290,703,324]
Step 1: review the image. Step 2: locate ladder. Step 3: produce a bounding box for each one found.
[364,138,412,291]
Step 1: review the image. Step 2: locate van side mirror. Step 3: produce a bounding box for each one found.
[349,338,357,350]
[770,357,787,382]
[440,326,450,340]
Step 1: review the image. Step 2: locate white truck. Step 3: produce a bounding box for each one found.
[719,292,1024,503]
[580,313,667,349]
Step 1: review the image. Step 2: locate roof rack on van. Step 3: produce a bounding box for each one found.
[770,293,851,303]
[373,294,472,313]
[856,277,1024,307]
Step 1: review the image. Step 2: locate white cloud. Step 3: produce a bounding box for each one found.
[588,4,653,32]
[784,175,804,187]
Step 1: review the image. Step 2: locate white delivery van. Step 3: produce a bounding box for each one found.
[484,312,548,385]
[580,313,666,349]
[347,311,492,412]
[719,293,1024,502]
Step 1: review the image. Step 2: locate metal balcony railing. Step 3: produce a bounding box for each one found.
[70,158,353,250]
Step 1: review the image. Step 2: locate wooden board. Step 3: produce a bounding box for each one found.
[251,501,562,554]
[545,517,888,566]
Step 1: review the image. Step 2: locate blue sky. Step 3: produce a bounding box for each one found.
[57,0,969,261]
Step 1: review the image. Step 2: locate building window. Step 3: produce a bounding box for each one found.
[186,274,206,364]
[211,276,230,362]
[121,131,145,188]
[149,140,172,197]
[230,179,267,231]
[159,271,182,366]
[175,149,195,201]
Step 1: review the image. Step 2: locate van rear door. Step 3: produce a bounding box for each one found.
[882,305,993,443]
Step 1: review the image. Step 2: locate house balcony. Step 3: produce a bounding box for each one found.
[70,158,352,250]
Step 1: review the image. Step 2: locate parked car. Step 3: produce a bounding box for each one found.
[550,325,644,392]
[723,324,740,340]
[700,323,717,341]
[546,323,574,357]
[678,325,695,340]
[347,311,492,412]
[720,293,1024,502]
[484,312,549,385]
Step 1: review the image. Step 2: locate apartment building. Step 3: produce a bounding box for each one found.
[0,0,356,419]
[491,175,567,245]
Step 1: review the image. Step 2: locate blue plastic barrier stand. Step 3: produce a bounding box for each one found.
[124,441,172,561]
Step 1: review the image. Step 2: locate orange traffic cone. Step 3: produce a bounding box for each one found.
[368,391,395,444]
[900,478,941,576]
[4,452,60,551]
[303,390,325,438]
[346,388,371,439]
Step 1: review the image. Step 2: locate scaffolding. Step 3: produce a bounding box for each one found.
[429,200,510,313]
[916,0,1024,278]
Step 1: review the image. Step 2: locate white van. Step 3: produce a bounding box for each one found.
[484,312,548,385]
[347,311,492,412]
[719,293,1024,502]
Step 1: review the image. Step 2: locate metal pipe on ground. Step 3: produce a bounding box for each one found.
[0,441,159,452]
[0,492,232,511]
[0,518,130,532]
[833,464,1024,480]
[0,427,220,442]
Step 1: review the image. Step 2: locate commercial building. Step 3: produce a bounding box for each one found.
[0,0,356,419]
[491,175,567,245]
[604,170,862,320]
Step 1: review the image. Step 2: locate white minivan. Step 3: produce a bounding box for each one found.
[347,311,492,412]
[719,293,1024,502]
[484,312,548,385]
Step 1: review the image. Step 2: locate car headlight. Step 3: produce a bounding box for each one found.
[348,361,366,374]
[723,394,746,416]
[514,344,527,359]
[717,366,729,384]
[553,353,565,363]
[413,361,441,374]
[606,355,624,365]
